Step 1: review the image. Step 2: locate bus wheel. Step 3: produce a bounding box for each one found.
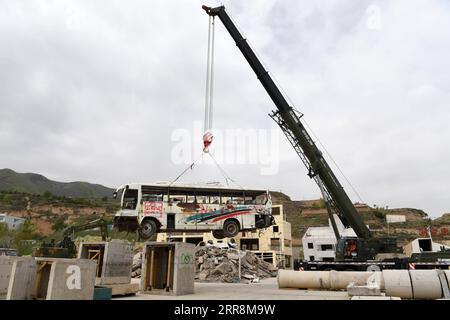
[223,220,240,238]
[212,230,225,239]
[139,220,157,240]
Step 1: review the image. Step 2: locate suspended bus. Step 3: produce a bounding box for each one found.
[112,182,274,240]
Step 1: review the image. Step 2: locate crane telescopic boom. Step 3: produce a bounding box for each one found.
[202,5,371,240]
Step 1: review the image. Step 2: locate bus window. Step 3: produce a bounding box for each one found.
[211,196,220,204]
[169,195,185,203]
[244,196,256,205]
[232,196,245,204]
[123,189,138,210]
[142,193,163,202]
[186,196,196,203]
[197,195,209,204]
[222,196,231,205]
[255,193,267,205]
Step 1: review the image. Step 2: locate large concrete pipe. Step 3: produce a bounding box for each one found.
[409,270,442,300]
[279,269,447,299]
[445,270,450,289]
[382,270,413,299]
[277,270,331,289]
[329,270,384,290]
[278,270,383,290]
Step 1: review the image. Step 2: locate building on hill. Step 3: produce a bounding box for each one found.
[157,205,293,269]
[0,213,25,231]
[302,215,357,262]
[403,237,450,256]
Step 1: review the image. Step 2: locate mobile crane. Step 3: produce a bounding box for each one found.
[202,5,450,271]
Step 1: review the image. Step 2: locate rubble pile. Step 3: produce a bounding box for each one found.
[130,245,278,283]
[195,245,278,283]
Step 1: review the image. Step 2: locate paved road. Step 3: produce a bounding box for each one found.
[115,277,350,300]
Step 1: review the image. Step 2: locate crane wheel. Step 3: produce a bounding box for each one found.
[366,265,381,272]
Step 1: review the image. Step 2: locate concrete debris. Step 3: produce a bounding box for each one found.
[131,252,142,278]
[194,246,277,283]
[346,282,382,296]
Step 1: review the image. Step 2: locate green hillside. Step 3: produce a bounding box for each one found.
[0,168,114,198]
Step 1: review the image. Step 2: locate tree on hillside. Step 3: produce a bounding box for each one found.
[0,222,9,238]
[0,222,13,248]
[43,191,53,198]
[52,217,67,232]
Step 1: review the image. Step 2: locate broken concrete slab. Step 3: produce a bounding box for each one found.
[347,282,381,297]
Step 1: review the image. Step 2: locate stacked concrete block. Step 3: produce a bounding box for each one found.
[34,258,96,300]
[0,256,14,298]
[7,257,37,300]
[1,256,36,300]
[141,242,195,296]
[78,241,133,285]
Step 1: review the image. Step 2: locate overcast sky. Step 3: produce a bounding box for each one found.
[1,0,449,217]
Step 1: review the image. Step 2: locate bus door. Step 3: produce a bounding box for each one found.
[167,213,175,229]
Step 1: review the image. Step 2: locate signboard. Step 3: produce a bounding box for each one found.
[143,201,163,218]
[386,214,406,223]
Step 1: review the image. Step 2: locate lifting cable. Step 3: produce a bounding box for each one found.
[169,152,243,190]
[203,15,215,153]
[169,153,205,186]
[208,153,243,189]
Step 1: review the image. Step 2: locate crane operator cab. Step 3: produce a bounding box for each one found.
[336,237,365,261]
[336,237,378,261]
[344,239,357,259]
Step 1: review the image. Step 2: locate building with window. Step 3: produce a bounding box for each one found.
[302,215,357,262]
[157,205,293,269]
[0,213,25,231]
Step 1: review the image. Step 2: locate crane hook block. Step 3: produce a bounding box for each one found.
[203,131,214,153]
[202,5,212,14]
[202,5,222,16]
